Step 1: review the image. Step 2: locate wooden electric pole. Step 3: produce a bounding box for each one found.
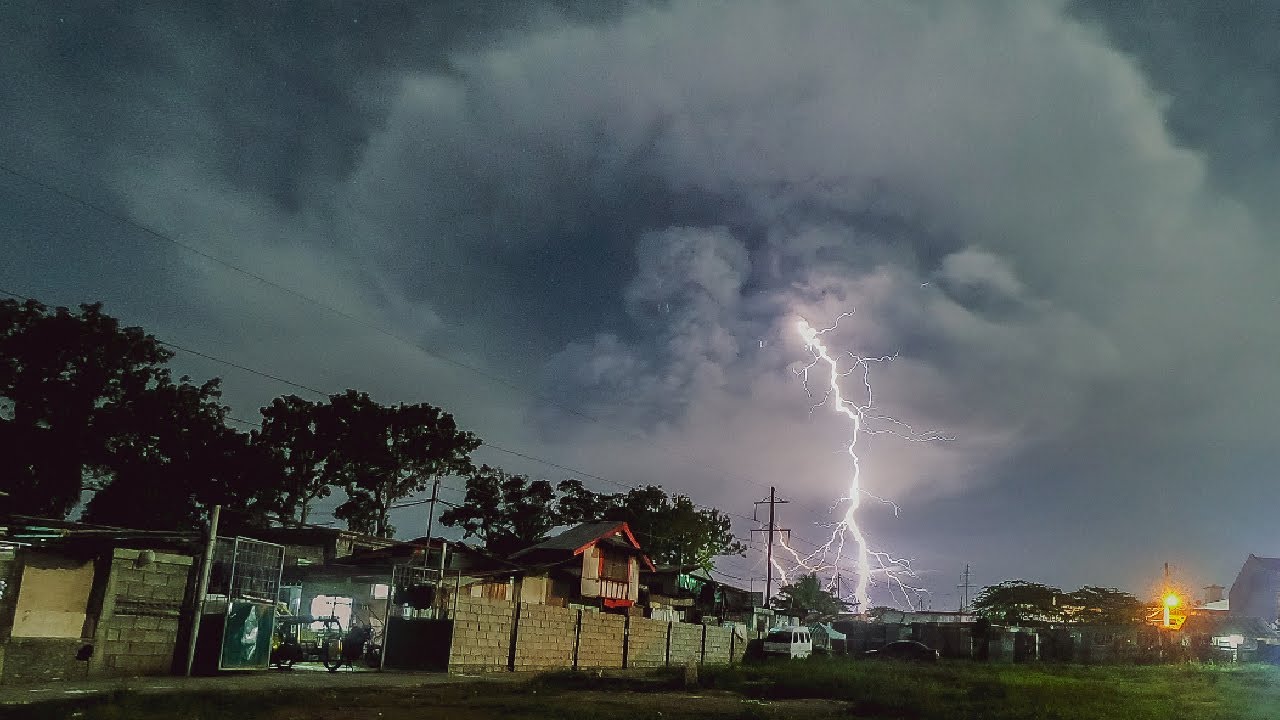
[958,563,975,613]
[752,487,791,606]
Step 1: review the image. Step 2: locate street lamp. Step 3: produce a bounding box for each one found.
[1163,593,1179,627]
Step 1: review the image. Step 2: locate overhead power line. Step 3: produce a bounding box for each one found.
[6,285,839,563]
[2,168,860,551]
[5,283,774,530]
[0,160,803,504]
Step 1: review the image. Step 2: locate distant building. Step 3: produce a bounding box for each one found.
[0,518,199,684]
[220,524,394,567]
[1228,555,1280,621]
[1204,584,1226,604]
[872,608,977,625]
[1198,584,1229,612]
[509,521,655,609]
[641,564,762,624]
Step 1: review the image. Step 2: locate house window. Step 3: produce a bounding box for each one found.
[601,552,630,581]
[310,595,353,630]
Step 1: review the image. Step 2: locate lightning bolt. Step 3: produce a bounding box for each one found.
[779,312,951,611]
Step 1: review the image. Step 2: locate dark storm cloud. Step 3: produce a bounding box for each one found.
[1070,0,1280,225]
[4,0,1279,600]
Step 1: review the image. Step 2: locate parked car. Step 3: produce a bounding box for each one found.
[863,640,940,662]
[763,626,813,659]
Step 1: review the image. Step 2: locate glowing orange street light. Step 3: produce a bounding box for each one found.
[1163,593,1179,627]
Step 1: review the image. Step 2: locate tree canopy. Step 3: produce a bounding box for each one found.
[973,580,1144,626]
[440,475,746,570]
[326,390,479,538]
[0,299,481,536]
[583,484,746,572]
[438,465,560,554]
[255,394,334,524]
[82,376,281,529]
[772,572,849,617]
[1,299,174,516]
[1,299,277,525]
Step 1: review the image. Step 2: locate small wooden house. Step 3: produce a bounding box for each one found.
[510,521,655,609]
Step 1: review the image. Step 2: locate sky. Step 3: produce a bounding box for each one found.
[3,0,1279,608]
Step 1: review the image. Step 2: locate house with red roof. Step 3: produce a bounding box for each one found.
[509,520,655,609]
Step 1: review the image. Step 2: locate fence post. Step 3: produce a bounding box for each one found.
[665,621,673,667]
[730,627,736,664]
[507,577,523,672]
[622,614,630,669]
[699,623,708,665]
[572,609,583,671]
[184,504,220,677]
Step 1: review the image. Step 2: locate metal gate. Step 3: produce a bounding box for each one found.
[208,536,286,670]
[382,563,449,670]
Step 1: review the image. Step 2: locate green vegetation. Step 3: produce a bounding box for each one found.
[442,471,747,567]
[10,660,1280,720]
[973,580,1146,626]
[771,572,849,617]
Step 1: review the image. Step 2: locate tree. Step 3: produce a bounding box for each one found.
[553,482,746,572]
[255,395,336,523]
[326,390,478,537]
[773,573,849,617]
[972,581,1065,626]
[439,465,559,554]
[0,299,172,517]
[606,487,745,572]
[1063,586,1145,626]
[973,581,1144,627]
[441,475,745,569]
[82,376,283,529]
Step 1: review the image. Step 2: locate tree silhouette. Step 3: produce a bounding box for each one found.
[82,376,282,529]
[326,390,478,537]
[255,395,336,523]
[772,573,848,617]
[1,299,212,518]
[439,465,559,554]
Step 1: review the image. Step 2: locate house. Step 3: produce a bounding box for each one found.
[642,564,763,623]
[508,521,655,609]
[1179,613,1280,662]
[285,537,520,628]
[0,518,199,684]
[645,566,762,622]
[1228,555,1280,621]
[219,524,395,568]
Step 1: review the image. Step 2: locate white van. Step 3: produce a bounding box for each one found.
[762,626,813,659]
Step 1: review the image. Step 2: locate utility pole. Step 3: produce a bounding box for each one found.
[752,487,791,607]
[424,478,440,540]
[185,504,220,677]
[423,478,440,566]
[957,564,975,613]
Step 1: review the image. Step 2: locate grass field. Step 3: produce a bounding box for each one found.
[7,659,1280,720]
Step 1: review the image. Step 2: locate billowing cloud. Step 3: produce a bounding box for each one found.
[4,0,1279,600]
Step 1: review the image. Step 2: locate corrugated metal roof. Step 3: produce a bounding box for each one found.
[511,521,631,557]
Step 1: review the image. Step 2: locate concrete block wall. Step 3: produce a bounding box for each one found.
[702,625,737,665]
[448,597,514,672]
[0,638,85,683]
[513,603,576,671]
[668,621,703,666]
[627,617,670,668]
[576,611,624,669]
[96,615,181,675]
[446,598,744,673]
[95,549,194,678]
